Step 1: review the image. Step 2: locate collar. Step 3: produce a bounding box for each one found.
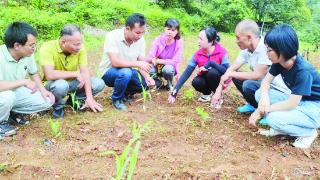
[120,27,127,43]
[56,40,64,53]
[2,45,21,63]
[252,37,265,54]
[197,43,222,56]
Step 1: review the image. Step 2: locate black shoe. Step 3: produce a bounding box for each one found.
[53,108,65,119]
[154,78,164,90]
[122,94,134,104]
[8,112,30,126]
[113,100,128,111]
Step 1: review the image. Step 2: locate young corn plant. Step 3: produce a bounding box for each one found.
[0,164,7,173]
[182,88,194,104]
[137,73,151,112]
[99,121,151,180]
[196,106,209,126]
[48,118,61,138]
[69,92,80,111]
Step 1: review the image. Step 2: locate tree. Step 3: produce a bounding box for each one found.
[155,0,201,14]
[202,0,253,32]
[246,0,312,27]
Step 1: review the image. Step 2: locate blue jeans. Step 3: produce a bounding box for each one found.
[46,77,105,111]
[102,68,147,102]
[233,79,261,107]
[255,89,320,137]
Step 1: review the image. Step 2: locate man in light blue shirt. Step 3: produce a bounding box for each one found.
[0,22,54,138]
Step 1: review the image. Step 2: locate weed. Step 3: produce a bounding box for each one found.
[182,88,194,104]
[137,73,151,112]
[48,118,61,138]
[99,121,152,180]
[0,164,7,173]
[68,92,80,112]
[186,118,199,127]
[196,107,209,121]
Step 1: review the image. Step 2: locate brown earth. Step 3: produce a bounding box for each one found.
[1,35,320,179]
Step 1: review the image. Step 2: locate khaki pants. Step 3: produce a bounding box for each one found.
[0,87,53,123]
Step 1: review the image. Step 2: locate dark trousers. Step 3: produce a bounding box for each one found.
[232,78,261,107]
[191,68,221,95]
[102,68,147,102]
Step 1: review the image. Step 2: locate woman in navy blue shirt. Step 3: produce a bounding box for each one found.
[249,24,320,149]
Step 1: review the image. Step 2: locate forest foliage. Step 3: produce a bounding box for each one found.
[0,0,319,48]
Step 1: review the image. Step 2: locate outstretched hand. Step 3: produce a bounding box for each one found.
[249,110,262,128]
[82,98,103,113]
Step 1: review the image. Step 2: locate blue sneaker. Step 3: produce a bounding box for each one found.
[237,104,255,113]
[0,123,17,137]
[259,117,268,125]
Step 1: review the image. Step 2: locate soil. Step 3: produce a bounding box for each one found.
[1,40,320,180]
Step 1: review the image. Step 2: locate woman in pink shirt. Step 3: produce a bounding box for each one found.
[147,18,183,92]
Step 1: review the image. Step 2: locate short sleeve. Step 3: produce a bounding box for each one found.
[104,32,119,54]
[257,51,272,65]
[269,63,283,77]
[79,46,88,66]
[291,71,313,96]
[235,50,248,65]
[39,44,54,66]
[28,56,38,75]
[139,37,146,57]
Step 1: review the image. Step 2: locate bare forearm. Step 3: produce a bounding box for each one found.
[81,68,94,99]
[31,74,46,91]
[44,70,79,80]
[230,71,263,80]
[260,78,271,97]
[111,57,139,68]
[139,69,150,79]
[0,80,26,91]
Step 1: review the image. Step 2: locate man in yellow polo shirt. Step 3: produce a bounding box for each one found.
[0,22,54,138]
[40,24,105,119]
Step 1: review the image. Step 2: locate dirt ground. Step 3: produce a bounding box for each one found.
[1,37,320,179]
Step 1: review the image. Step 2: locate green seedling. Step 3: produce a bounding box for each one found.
[196,106,209,121]
[69,92,80,111]
[48,118,61,138]
[0,164,7,173]
[137,73,152,112]
[182,88,194,104]
[99,121,151,180]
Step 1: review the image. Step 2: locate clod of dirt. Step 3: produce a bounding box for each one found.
[43,139,53,147]
[106,128,114,135]
[303,150,312,159]
[281,152,289,157]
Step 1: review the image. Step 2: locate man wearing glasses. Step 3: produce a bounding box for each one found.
[0,22,54,138]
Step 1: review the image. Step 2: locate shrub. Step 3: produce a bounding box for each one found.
[0,6,77,43]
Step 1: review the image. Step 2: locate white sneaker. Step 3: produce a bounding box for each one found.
[198,94,211,102]
[259,128,285,137]
[292,130,318,149]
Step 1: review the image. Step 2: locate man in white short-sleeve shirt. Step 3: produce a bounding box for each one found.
[99,13,154,111]
[219,20,290,113]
